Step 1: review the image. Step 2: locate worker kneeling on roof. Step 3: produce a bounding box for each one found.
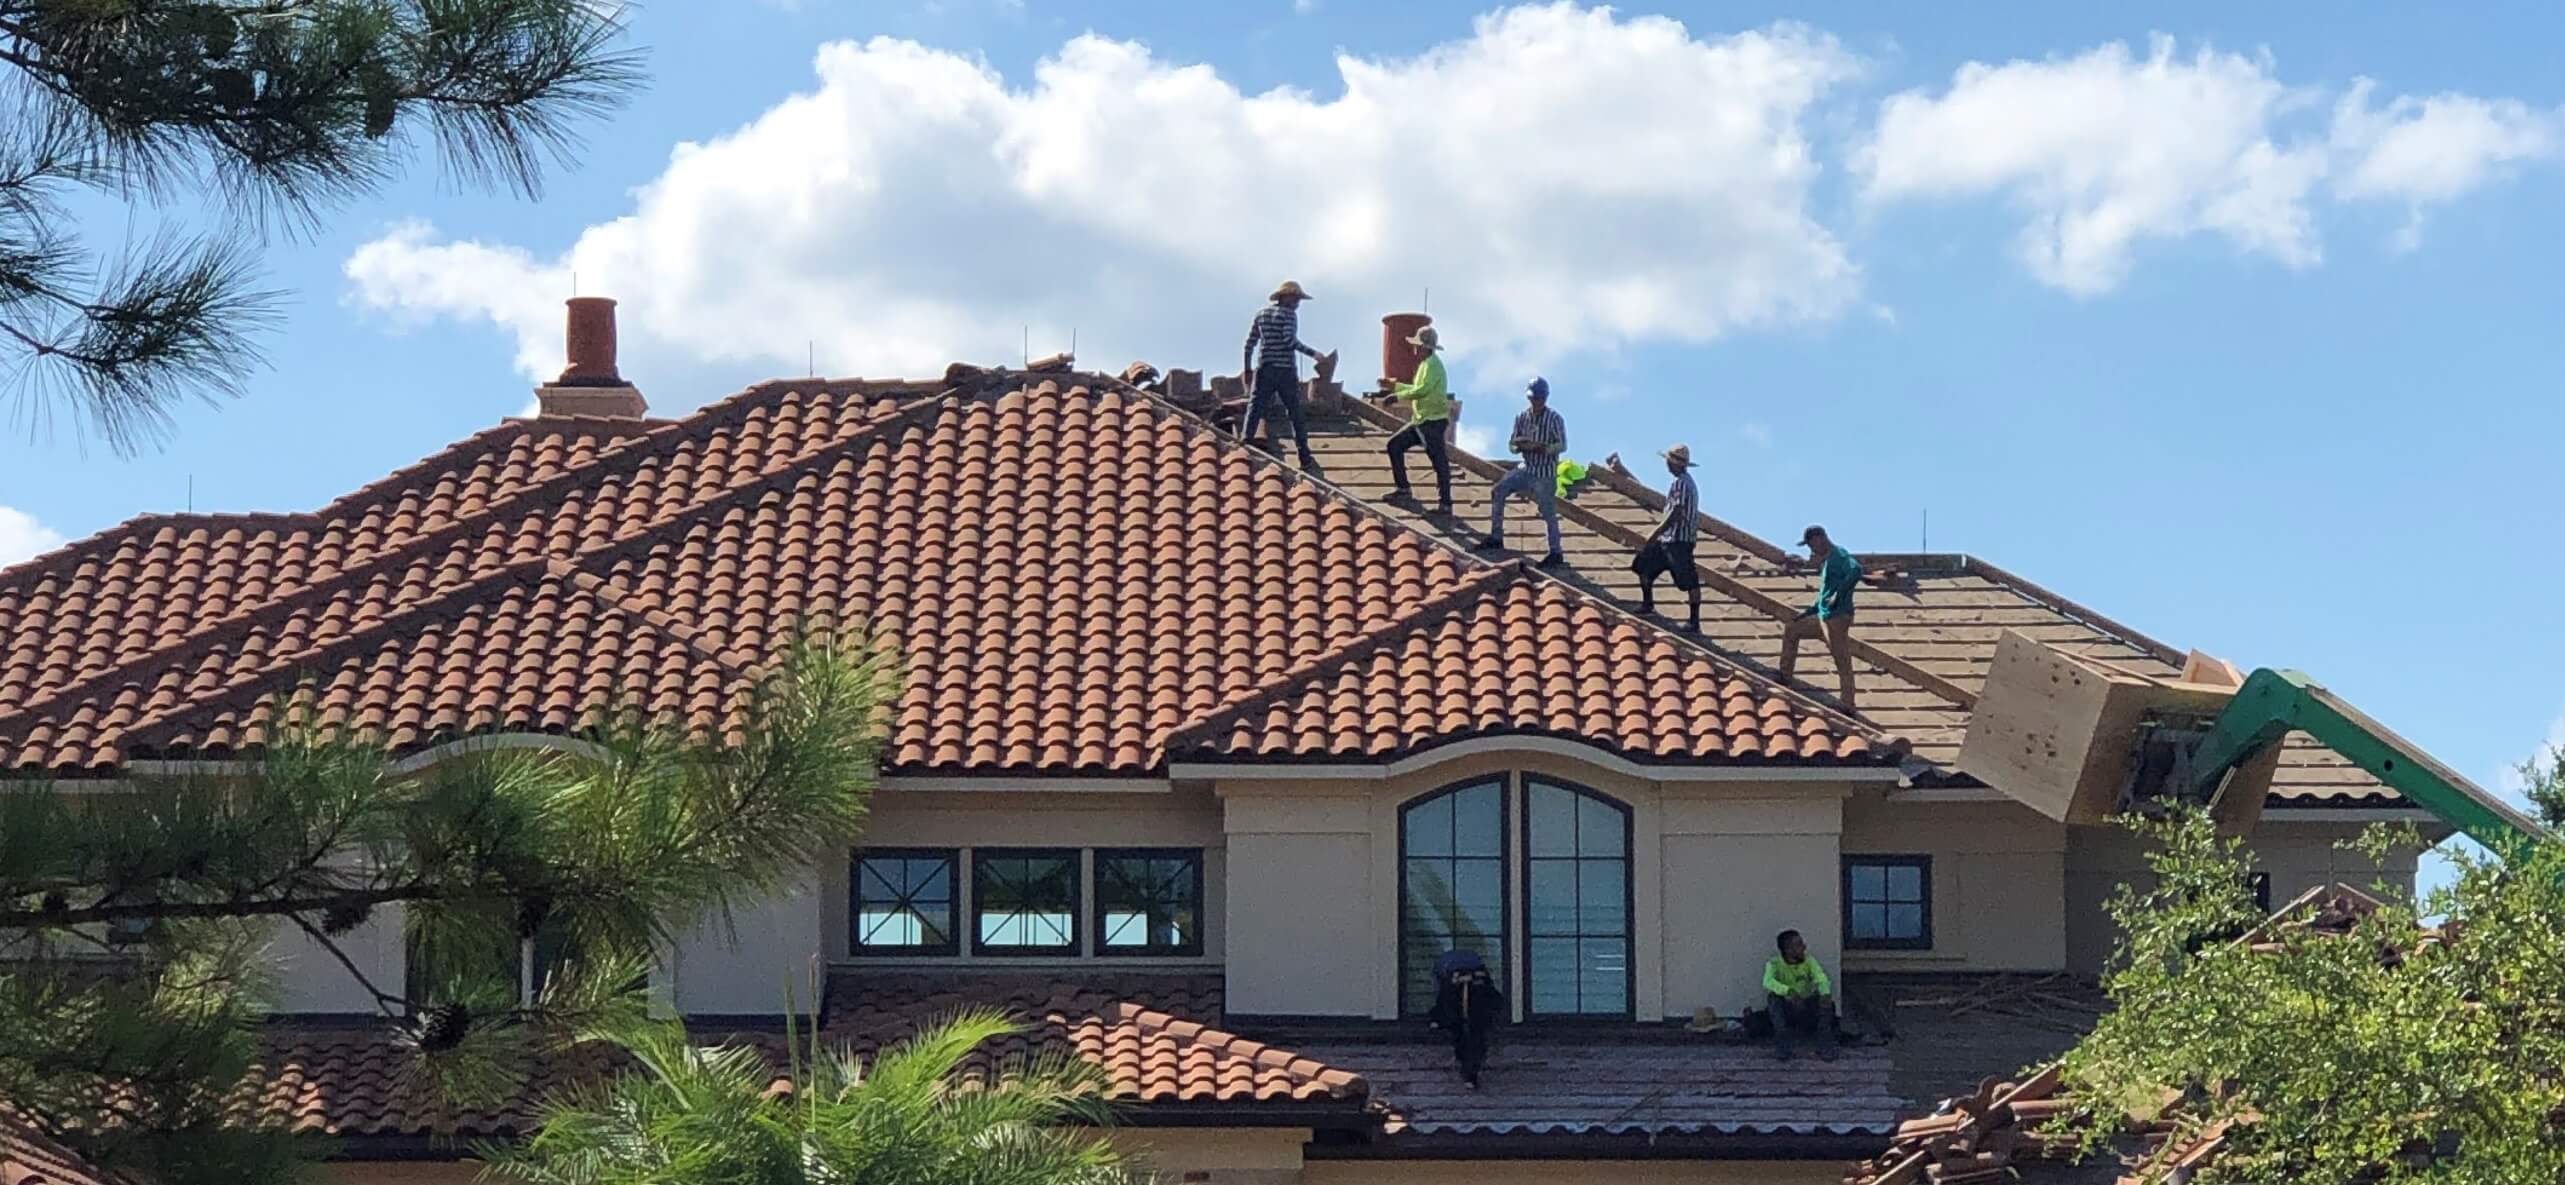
[1764,929,1839,1062]
[1428,948,1505,1089]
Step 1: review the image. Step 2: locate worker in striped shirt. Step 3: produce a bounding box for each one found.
[1632,444,1702,632]
[1239,279,1324,471]
[1476,377,1566,568]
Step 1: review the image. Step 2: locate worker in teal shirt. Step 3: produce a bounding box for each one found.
[1763,929,1839,1061]
[1779,524,1860,711]
[1383,325,1453,514]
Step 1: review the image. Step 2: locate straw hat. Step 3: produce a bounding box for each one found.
[1407,325,1440,352]
[1269,280,1313,302]
[1661,444,1695,469]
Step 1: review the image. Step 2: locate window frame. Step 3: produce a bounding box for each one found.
[1396,777,1514,1020]
[1091,847,1207,958]
[1518,777,1636,1020]
[849,847,963,957]
[1842,854,1935,951]
[970,847,1085,957]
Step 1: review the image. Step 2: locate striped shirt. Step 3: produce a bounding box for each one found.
[1244,302,1316,374]
[1658,472,1699,544]
[1510,407,1567,482]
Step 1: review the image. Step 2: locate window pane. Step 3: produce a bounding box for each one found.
[1451,859,1504,940]
[1852,902,1888,941]
[1887,904,1925,941]
[1850,863,1886,901]
[1577,795,1621,857]
[1406,794,1454,857]
[1528,785,1576,856]
[1096,852,1202,954]
[1528,937,1578,1014]
[1578,861,1626,934]
[1528,861,1577,935]
[1886,863,1924,901]
[854,853,956,952]
[1402,860,1457,936]
[1578,938,1626,1013]
[1452,783,1504,857]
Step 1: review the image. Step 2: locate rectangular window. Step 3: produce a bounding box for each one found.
[1094,849,1205,957]
[851,848,960,955]
[1844,856,1933,950]
[1522,781,1631,1017]
[974,849,1081,955]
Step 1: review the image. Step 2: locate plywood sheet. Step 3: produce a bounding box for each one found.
[1960,632,2251,825]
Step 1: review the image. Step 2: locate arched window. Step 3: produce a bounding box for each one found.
[1523,779,1632,1017]
[1398,779,1507,1016]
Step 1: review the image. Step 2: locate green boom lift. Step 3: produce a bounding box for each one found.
[2174,668,2550,854]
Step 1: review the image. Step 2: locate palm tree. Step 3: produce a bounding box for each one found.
[494,1008,1136,1185]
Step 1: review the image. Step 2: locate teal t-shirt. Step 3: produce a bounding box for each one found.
[1815,549,1860,619]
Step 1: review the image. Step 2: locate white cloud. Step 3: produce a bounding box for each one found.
[1738,421,1774,448]
[2330,80,2560,249]
[2496,708,2565,801]
[0,505,64,567]
[1294,0,1316,13]
[1857,36,2559,292]
[344,5,1862,404]
[1451,419,1498,457]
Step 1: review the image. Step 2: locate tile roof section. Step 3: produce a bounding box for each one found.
[1173,568,1884,766]
[239,972,1364,1141]
[1282,1034,1900,1138]
[1301,397,2404,807]
[1,372,1865,776]
[0,1112,119,1185]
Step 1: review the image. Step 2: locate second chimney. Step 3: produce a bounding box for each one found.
[535,297,647,418]
[1381,312,1431,387]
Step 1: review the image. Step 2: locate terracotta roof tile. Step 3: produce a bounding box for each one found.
[235,972,1365,1139]
[2,374,1861,776]
[0,1111,120,1185]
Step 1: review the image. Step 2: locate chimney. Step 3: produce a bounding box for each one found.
[534,297,647,418]
[1381,312,1431,387]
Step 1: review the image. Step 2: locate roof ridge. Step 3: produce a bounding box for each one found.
[547,561,759,680]
[1161,561,1531,754]
[1,390,957,741]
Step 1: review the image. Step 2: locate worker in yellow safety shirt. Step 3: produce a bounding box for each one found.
[1383,325,1453,515]
[1763,929,1838,1062]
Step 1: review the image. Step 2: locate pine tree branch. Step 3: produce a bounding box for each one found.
[0,883,424,927]
[285,912,409,1018]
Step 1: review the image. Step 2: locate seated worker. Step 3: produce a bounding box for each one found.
[1428,948,1506,1089]
[1763,929,1838,1062]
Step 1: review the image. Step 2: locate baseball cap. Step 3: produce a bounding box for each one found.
[1527,377,1550,399]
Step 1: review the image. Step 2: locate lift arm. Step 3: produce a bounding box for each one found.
[2185,668,2550,855]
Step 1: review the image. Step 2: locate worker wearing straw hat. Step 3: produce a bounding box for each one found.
[1240,279,1326,471]
[1383,324,1453,515]
[1633,444,1702,632]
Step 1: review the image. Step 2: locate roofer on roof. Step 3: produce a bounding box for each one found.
[1476,377,1566,568]
[1633,444,1702,633]
[1383,324,1454,516]
[1241,279,1326,472]
[1779,525,1860,711]
[1764,929,1839,1062]
[1428,947,1505,1089]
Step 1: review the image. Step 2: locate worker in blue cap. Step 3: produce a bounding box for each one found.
[1477,377,1566,568]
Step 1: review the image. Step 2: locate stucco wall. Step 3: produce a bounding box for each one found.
[668,872,823,1015]
[1660,792,1844,1019]
[1220,747,1860,1023]
[824,786,1228,965]
[1838,794,2068,974]
[2063,815,2425,975]
[269,903,406,1014]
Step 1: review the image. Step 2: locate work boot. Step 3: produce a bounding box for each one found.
[1535,552,1565,569]
[1435,498,1453,516]
[1476,536,1504,552]
[1385,487,1419,507]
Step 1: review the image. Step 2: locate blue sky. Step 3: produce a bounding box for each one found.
[4,2,2560,881]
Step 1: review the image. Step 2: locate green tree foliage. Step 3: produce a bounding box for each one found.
[495,1009,1131,1185]
[0,0,640,451]
[0,630,890,1185]
[2054,806,2565,1184]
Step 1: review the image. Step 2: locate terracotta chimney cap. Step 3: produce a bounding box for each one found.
[558,296,622,387]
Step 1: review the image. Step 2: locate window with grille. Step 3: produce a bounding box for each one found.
[1523,780,1631,1017]
[851,849,959,955]
[973,850,1080,955]
[1095,849,1204,957]
[1399,779,1508,1017]
[1844,856,1933,950]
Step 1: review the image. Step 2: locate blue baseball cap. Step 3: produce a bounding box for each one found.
[1527,377,1550,399]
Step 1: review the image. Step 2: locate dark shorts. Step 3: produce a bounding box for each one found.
[1632,540,1698,589]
